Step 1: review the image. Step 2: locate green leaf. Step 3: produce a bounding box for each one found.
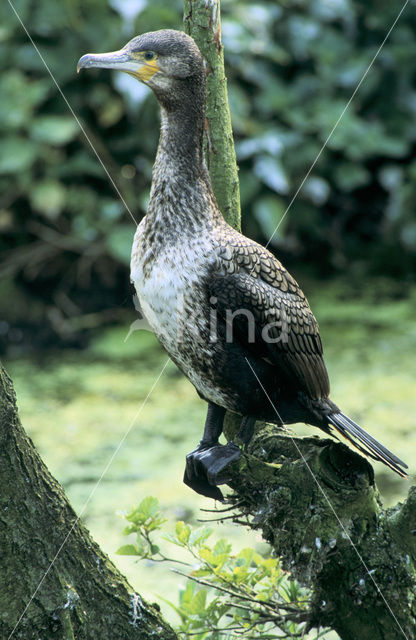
[31,116,79,145]
[189,527,213,548]
[122,523,137,535]
[138,495,159,518]
[116,544,140,556]
[147,516,167,532]
[175,521,191,545]
[232,565,249,583]
[213,538,232,555]
[199,547,215,564]
[179,580,196,607]
[302,176,330,205]
[0,72,36,129]
[190,568,211,578]
[253,155,290,195]
[125,496,162,529]
[30,180,66,218]
[188,588,207,615]
[253,195,287,244]
[0,137,37,174]
[237,547,255,566]
[179,582,208,617]
[334,163,370,191]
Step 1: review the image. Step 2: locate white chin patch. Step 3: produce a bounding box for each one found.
[148,74,171,89]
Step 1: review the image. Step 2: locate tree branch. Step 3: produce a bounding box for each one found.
[223,422,416,639]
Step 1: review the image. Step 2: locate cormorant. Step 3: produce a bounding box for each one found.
[78,30,408,499]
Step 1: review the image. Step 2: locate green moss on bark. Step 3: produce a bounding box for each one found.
[225,424,416,639]
[184,0,241,231]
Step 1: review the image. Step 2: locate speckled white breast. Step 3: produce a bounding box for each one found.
[131,218,208,345]
[130,219,230,407]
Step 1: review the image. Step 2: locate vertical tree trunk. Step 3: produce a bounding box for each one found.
[184,0,241,230]
[0,366,178,640]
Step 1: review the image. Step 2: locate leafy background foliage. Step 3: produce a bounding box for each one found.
[1,0,416,354]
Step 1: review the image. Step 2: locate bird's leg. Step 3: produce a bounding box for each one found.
[199,402,226,447]
[183,403,240,500]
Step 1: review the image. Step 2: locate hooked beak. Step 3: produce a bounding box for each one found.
[77,48,159,82]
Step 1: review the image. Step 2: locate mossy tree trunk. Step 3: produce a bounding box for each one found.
[226,425,416,639]
[184,0,241,230]
[184,2,416,639]
[0,365,178,640]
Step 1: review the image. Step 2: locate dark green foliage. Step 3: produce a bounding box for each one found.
[1,0,416,351]
[220,0,416,277]
[0,0,183,351]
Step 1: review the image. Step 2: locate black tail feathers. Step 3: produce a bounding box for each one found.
[328,412,408,478]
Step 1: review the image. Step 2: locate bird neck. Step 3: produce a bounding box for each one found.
[157,102,205,177]
[146,79,221,236]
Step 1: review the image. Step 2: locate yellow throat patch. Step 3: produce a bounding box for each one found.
[130,52,159,82]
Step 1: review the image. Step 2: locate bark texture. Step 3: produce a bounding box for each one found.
[184,0,241,230]
[0,365,178,640]
[223,417,416,640]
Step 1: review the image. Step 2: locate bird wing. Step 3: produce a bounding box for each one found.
[210,236,330,399]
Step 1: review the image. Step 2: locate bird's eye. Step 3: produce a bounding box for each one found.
[144,51,155,61]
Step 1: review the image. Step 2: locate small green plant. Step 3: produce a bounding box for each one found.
[117,497,326,639]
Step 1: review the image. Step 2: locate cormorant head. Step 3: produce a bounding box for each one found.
[77,29,204,105]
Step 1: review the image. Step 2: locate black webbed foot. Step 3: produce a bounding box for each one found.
[183,441,241,500]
